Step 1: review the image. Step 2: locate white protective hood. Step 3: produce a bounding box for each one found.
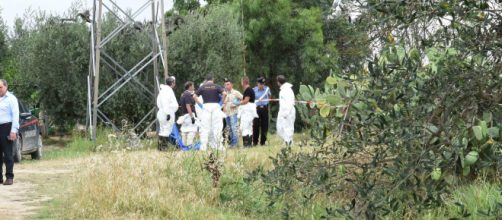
[157,84,179,116]
[278,82,295,117]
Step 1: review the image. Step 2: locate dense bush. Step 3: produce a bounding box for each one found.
[251,0,501,219]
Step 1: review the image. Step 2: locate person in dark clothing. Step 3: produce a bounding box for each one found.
[253,77,271,146]
[177,81,198,145]
[239,76,257,147]
[242,83,255,103]
[180,82,196,117]
[193,75,227,151]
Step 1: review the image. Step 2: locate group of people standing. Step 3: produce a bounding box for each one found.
[156,74,296,151]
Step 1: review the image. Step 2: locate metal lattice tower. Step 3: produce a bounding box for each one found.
[87,0,169,140]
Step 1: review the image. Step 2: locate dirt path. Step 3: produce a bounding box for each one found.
[0,142,79,220]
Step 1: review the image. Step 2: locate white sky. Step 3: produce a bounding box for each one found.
[0,0,208,30]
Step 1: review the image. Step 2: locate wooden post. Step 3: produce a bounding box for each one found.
[240,0,246,76]
[160,0,169,80]
[92,0,103,141]
[152,0,160,91]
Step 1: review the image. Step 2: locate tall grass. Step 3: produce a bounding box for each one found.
[419,181,502,219]
[38,131,332,220]
[36,131,502,219]
[42,128,109,160]
[43,127,158,160]
[51,149,278,219]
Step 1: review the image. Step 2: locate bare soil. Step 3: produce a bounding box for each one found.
[0,138,79,220]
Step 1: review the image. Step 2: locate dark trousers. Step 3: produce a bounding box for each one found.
[253,106,269,146]
[0,123,14,179]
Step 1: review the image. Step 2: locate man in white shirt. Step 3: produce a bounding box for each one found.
[276,75,295,146]
[0,79,19,185]
[156,76,178,151]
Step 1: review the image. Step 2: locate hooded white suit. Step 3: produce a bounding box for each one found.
[156,84,178,137]
[277,82,295,144]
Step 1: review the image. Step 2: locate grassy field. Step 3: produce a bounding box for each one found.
[31,132,501,220]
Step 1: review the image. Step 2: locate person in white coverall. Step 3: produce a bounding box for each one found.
[276,75,295,146]
[237,76,258,147]
[177,81,198,145]
[193,75,227,151]
[157,76,178,151]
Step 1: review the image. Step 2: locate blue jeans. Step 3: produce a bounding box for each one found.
[225,114,239,147]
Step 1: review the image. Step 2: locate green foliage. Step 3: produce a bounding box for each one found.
[168,4,243,88]
[0,8,13,81]
[291,0,333,12]
[420,181,502,219]
[252,0,502,219]
[35,22,89,128]
[43,128,108,160]
[174,0,200,14]
[323,16,369,73]
[242,0,331,89]
[9,14,90,129]
[0,13,7,76]
[205,0,232,5]
[9,18,37,102]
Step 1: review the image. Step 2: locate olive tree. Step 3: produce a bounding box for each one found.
[167,4,244,89]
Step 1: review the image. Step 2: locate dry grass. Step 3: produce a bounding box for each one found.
[50,134,304,220]
[34,131,502,219]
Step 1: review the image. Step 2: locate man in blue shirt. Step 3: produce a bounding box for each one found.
[0,79,19,185]
[253,77,271,146]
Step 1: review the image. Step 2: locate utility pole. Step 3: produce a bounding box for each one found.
[160,0,169,80]
[152,0,160,95]
[91,0,103,141]
[240,0,247,76]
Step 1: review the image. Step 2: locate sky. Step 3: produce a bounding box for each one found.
[0,0,197,30]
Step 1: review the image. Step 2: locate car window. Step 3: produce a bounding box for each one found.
[18,102,28,113]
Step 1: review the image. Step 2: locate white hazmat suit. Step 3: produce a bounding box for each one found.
[195,96,204,117]
[156,84,178,137]
[277,82,296,145]
[238,102,258,137]
[176,114,199,145]
[198,103,226,151]
[195,82,227,151]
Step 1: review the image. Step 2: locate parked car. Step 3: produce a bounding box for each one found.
[13,102,43,162]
